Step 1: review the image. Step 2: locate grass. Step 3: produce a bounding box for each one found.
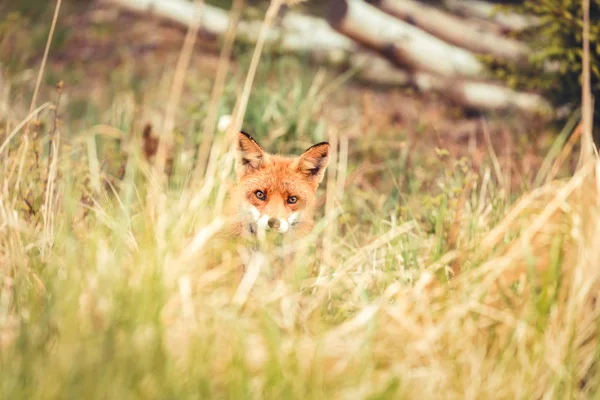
[1,1,600,399]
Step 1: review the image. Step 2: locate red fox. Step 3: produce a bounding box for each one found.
[139,118,329,239]
[226,130,330,238]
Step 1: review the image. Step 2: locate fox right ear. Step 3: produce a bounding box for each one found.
[236,131,266,177]
[297,142,330,185]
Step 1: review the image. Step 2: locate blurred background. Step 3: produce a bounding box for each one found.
[2,0,598,168]
[2,1,600,398]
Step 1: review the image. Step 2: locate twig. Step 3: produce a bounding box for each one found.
[26,0,62,139]
[0,103,52,157]
[46,82,64,184]
[578,0,594,169]
[481,117,504,192]
[42,81,64,258]
[547,122,583,183]
[322,126,339,270]
[154,0,204,181]
[193,0,246,180]
[223,0,285,152]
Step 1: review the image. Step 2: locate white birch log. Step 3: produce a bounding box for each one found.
[349,52,551,114]
[105,0,551,114]
[365,0,528,63]
[327,0,485,79]
[105,0,230,35]
[444,0,538,32]
[104,0,356,58]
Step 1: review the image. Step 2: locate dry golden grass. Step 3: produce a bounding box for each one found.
[0,0,599,399]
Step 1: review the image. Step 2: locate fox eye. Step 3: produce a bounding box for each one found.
[255,190,266,200]
[287,196,298,204]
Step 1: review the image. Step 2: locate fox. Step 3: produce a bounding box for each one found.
[226,130,330,239]
[139,118,330,239]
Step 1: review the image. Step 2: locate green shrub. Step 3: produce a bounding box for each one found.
[485,0,600,131]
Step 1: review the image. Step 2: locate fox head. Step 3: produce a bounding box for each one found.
[232,131,330,236]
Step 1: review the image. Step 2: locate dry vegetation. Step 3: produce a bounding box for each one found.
[1,1,599,399]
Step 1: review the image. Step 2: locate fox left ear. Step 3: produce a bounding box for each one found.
[236,131,267,178]
[297,142,330,185]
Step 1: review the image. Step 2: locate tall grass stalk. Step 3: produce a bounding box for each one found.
[1,1,600,399]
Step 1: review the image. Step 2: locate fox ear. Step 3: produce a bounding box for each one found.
[297,142,330,185]
[236,131,266,177]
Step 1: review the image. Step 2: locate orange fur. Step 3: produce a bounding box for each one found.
[226,131,330,238]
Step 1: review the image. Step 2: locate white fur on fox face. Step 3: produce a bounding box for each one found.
[287,211,301,226]
[257,214,289,234]
[243,205,297,234]
[246,205,260,222]
[257,215,270,230]
[277,219,289,233]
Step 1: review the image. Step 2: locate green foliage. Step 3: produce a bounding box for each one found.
[484,0,600,125]
[0,0,87,75]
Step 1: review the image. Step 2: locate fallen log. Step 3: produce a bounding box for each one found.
[104,0,230,36]
[348,52,551,114]
[105,0,356,58]
[444,0,538,33]
[327,0,485,79]
[105,0,551,114]
[365,0,528,64]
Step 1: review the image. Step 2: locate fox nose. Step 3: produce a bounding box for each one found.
[267,218,280,229]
